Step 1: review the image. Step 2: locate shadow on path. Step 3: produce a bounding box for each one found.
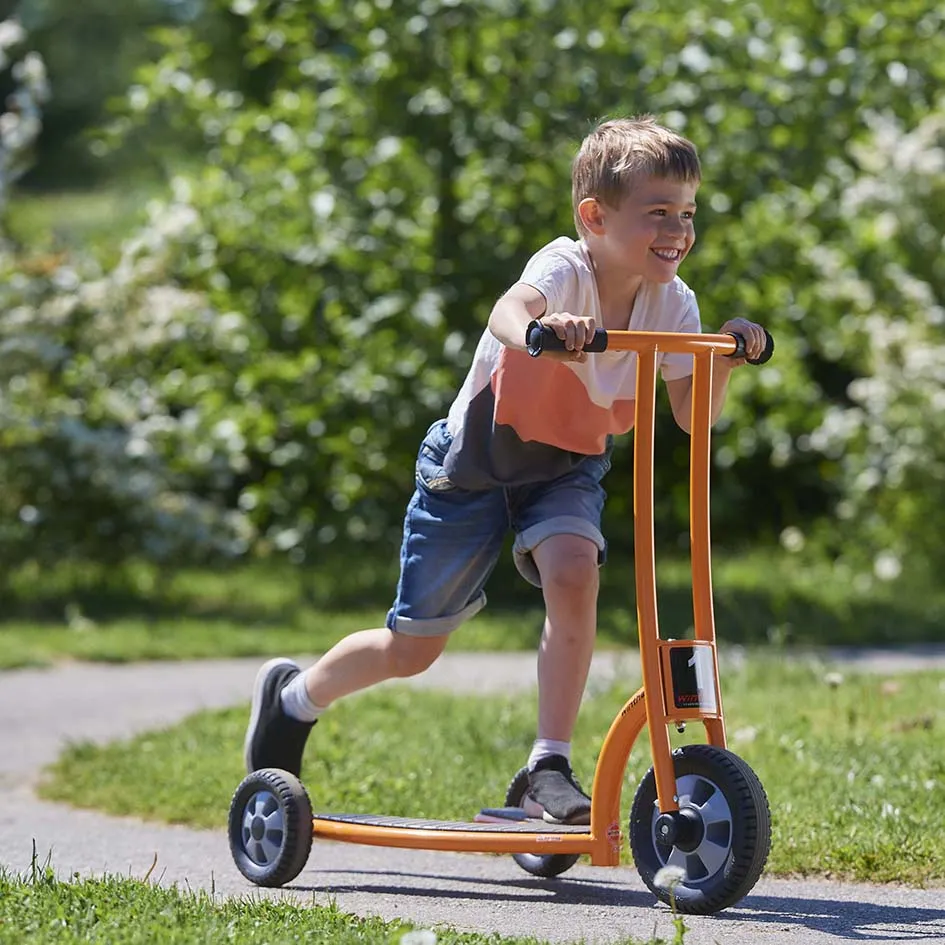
[299,868,945,941]
[721,893,945,941]
[299,868,651,907]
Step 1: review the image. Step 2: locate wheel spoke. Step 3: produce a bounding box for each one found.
[696,789,732,831]
[685,853,709,880]
[687,776,715,808]
[258,832,283,864]
[694,836,729,877]
[248,791,269,818]
[665,846,689,872]
[704,820,731,847]
[250,840,269,865]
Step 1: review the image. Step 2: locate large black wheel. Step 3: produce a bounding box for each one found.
[504,766,580,878]
[228,768,313,887]
[629,744,770,915]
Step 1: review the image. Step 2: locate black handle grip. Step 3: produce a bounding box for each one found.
[526,320,608,357]
[727,328,775,365]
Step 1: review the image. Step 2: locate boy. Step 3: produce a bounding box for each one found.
[244,115,767,826]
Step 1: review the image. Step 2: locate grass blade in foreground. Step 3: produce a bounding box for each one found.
[0,864,665,945]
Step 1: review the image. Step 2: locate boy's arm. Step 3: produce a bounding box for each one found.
[665,317,767,434]
[488,283,597,362]
[488,283,548,351]
[665,363,737,434]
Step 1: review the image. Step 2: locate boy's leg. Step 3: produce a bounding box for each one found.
[244,420,509,776]
[531,533,599,744]
[302,627,450,706]
[519,533,599,824]
[511,453,609,824]
[243,631,449,775]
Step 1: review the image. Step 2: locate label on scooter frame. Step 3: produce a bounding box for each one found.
[668,645,718,713]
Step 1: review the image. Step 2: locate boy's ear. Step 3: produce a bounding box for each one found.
[577,197,606,235]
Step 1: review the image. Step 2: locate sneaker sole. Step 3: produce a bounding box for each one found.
[243,657,300,773]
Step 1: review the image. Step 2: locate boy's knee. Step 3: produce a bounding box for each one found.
[540,546,600,600]
[387,631,449,677]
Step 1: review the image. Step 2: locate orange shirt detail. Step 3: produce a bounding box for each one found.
[492,349,636,455]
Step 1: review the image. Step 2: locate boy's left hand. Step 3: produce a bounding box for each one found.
[717,317,767,366]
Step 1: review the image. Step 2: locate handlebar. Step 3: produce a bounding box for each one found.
[525,321,775,366]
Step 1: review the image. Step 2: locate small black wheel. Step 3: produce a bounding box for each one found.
[629,744,770,915]
[504,766,580,878]
[228,767,313,887]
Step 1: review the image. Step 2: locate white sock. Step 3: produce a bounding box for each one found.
[279,672,326,723]
[528,738,571,770]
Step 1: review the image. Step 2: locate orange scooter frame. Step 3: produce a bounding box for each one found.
[229,328,773,915]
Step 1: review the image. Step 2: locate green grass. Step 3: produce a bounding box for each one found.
[1,863,668,945]
[0,610,547,670]
[5,175,172,257]
[6,187,151,256]
[3,547,945,670]
[39,658,945,886]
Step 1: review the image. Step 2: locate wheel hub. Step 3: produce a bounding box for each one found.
[240,790,286,866]
[655,807,705,852]
[651,772,734,882]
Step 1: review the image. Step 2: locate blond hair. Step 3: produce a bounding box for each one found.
[571,116,701,235]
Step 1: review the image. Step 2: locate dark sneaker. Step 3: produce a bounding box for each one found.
[523,755,591,825]
[243,658,315,776]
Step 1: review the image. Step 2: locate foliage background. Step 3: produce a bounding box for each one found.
[2,0,945,610]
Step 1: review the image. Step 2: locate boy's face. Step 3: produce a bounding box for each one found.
[580,175,699,283]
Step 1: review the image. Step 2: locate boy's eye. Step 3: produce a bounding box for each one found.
[650,208,696,219]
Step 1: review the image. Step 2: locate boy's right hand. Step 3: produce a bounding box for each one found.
[537,312,598,363]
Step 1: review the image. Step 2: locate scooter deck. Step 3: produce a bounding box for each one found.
[314,812,589,834]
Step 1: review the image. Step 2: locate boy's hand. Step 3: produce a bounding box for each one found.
[718,317,766,366]
[538,311,598,363]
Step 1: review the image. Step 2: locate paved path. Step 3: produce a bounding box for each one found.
[2,649,945,944]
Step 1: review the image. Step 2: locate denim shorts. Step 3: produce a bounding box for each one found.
[386,419,611,637]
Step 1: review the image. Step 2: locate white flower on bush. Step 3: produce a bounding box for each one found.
[13,51,49,99]
[0,19,25,50]
[155,202,200,240]
[779,526,805,553]
[79,279,110,311]
[873,551,902,582]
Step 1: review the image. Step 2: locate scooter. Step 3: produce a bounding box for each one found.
[227,323,774,915]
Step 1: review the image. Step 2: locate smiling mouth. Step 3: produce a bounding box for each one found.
[652,248,683,262]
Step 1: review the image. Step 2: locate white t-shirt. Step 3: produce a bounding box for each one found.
[442,237,701,490]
